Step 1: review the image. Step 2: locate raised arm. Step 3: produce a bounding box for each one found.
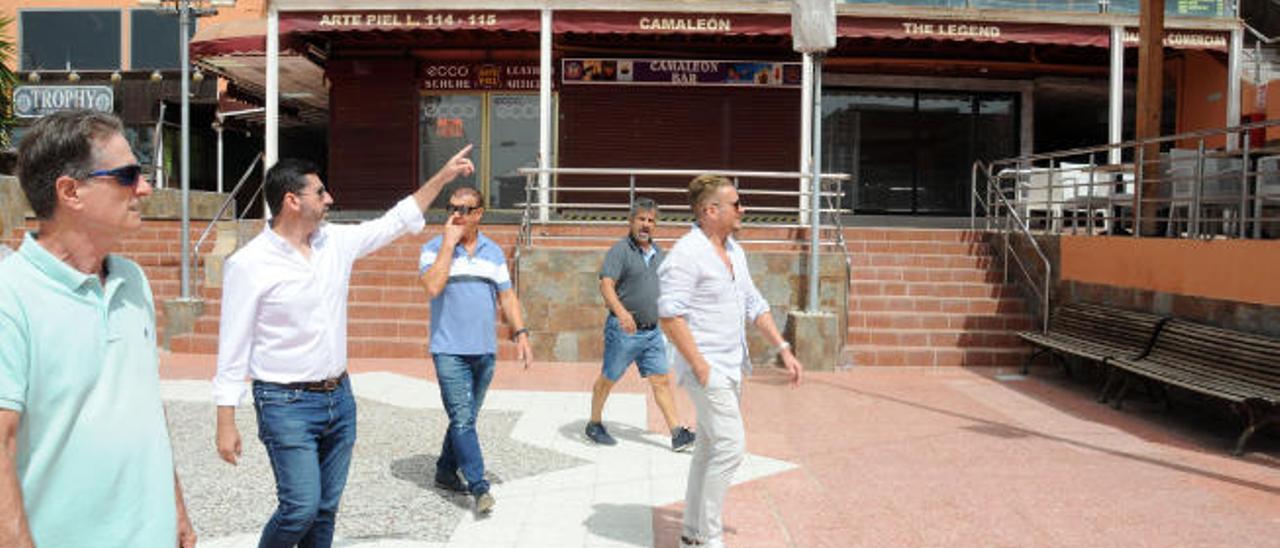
[413,144,475,212]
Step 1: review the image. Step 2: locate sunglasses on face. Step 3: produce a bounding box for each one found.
[289,185,327,199]
[448,204,480,215]
[716,200,743,210]
[86,164,144,186]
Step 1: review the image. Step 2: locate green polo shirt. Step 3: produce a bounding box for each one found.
[0,232,176,547]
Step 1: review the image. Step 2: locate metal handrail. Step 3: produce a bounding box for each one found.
[515,166,850,242]
[512,166,855,294]
[976,118,1280,240]
[187,151,264,294]
[972,160,1052,334]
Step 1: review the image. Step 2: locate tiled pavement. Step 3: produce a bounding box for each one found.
[161,354,1280,547]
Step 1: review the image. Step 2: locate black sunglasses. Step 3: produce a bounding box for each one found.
[86,164,144,186]
[448,204,480,215]
[716,199,743,210]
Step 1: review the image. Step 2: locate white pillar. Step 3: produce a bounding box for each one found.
[537,8,552,222]
[800,53,813,221]
[179,1,191,299]
[1227,25,1243,149]
[215,119,224,194]
[265,7,279,219]
[1109,25,1125,165]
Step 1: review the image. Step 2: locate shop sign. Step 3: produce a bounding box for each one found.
[287,10,540,32]
[13,86,113,118]
[839,17,1229,51]
[554,11,790,36]
[419,62,543,91]
[561,58,802,87]
[1122,29,1229,49]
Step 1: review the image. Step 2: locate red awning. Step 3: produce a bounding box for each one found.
[554,11,791,36]
[191,18,272,58]
[191,10,1232,61]
[281,10,541,35]
[839,17,1229,51]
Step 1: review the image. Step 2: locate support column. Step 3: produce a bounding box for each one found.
[265,7,279,219]
[538,8,552,223]
[1109,25,1125,165]
[1135,0,1165,236]
[1227,25,1244,149]
[800,53,813,220]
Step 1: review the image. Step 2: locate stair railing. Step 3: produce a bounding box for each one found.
[188,151,264,296]
[971,160,1052,334]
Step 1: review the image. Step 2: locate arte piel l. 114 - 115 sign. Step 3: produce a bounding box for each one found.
[14,86,113,118]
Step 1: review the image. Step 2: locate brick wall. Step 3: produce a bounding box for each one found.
[999,232,1280,337]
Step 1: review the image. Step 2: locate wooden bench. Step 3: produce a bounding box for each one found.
[1106,319,1280,455]
[1018,302,1166,377]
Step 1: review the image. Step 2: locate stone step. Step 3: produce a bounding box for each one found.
[845,345,1028,367]
[844,241,994,256]
[849,281,1019,299]
[845,329,1024,348]
[850,254,996,270]
[848,311,1034,332]
[850,267,1005,284]
[849,296,1026,315]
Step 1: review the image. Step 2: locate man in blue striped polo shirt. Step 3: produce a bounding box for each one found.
[418,186,532,515]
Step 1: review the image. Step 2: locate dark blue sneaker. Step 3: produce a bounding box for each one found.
[434,471,467,493]
[671,426,696,453]
[584,421,617,445]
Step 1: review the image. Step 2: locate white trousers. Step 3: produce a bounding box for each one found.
[682,373,745,544]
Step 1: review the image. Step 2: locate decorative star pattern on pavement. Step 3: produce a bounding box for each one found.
[162,372,796,548]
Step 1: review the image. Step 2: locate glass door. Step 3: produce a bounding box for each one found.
[419,93,555,210]
[824,88,1019,215]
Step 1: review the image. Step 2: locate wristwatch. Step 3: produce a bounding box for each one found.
[773,341,792,354]
[512,327,530,341]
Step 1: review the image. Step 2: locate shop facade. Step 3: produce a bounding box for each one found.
[192,1,1240,217]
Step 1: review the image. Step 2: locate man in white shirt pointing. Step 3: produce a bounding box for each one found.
[212,147,473,548]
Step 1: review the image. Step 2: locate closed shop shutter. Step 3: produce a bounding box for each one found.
[327,59,419,211]
[558,85,801,214]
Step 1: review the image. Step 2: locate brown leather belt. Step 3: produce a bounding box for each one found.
[264,372,348,392]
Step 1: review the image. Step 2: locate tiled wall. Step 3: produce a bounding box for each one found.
[516,246,849,364]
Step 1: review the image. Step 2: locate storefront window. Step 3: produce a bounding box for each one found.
[824,88,1019,215]
[131,10,196,70]
[418,92,554,210]
[419,95,482,209]
[20,10,121,71]
[488,95,542,210]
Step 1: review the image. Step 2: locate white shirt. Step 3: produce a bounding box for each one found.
[657,225,770,386]
[213,196,425,406]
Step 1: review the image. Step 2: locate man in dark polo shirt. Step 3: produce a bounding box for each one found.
[585,197,696,452]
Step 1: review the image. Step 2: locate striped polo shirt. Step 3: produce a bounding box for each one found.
[418,232,511,355]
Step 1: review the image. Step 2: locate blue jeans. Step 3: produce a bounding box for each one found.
[602,315,669,382]
[252,376,357,548]
[432,353,496,496]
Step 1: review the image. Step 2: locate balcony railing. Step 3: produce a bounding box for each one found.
[839,0,1228,16]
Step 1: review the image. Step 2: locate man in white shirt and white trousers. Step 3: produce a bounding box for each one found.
[659,174,803,548]
[212,148,473,548]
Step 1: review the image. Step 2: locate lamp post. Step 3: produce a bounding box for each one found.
[137,0,234,301]
[791,0,836,313]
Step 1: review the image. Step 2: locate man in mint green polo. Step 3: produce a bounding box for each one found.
[0,110,195,548]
